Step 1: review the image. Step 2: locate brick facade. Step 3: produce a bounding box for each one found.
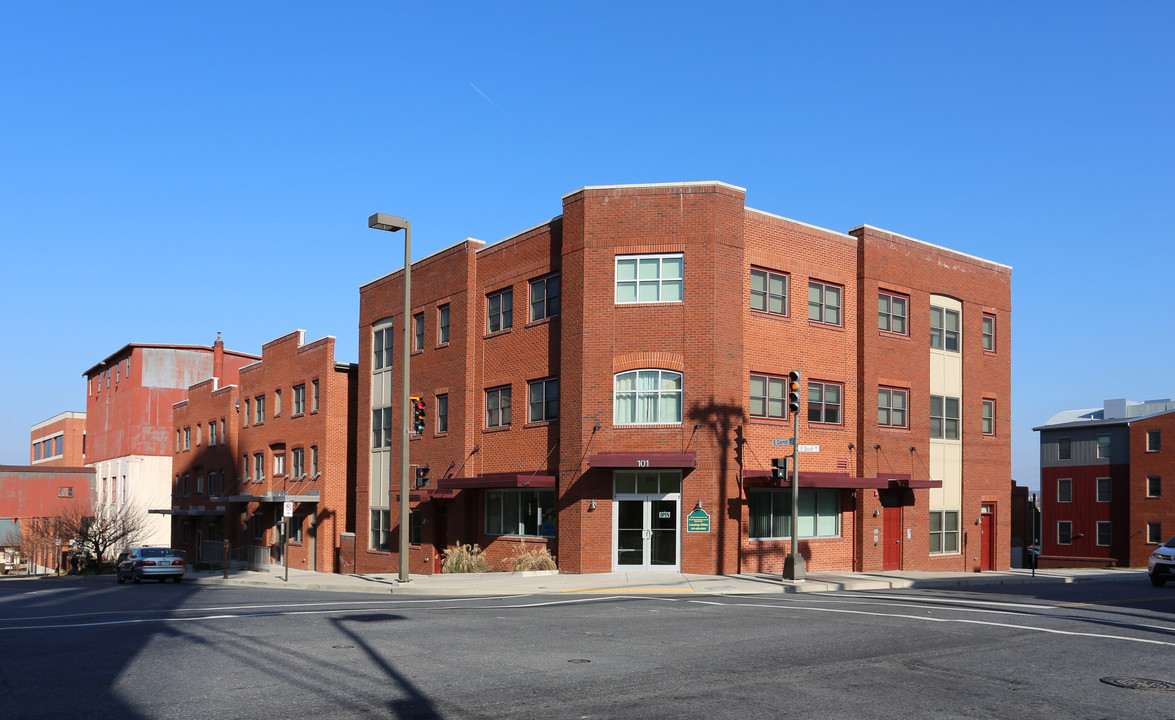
[30,411,87,467]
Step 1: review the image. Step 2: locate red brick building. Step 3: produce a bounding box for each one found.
[84,337,257,546]
[30,411,87,467]
[1035,398,1175,567]
[169,330,356,573]
[0,464,96,571]
[355,182,1012,576]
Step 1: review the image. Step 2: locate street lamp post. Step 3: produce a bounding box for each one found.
[368,212,413,584]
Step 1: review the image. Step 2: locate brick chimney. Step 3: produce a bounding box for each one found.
[213,331,225,381]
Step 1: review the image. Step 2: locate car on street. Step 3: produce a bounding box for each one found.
[116,547,186,584]
[1148,536,1175,587]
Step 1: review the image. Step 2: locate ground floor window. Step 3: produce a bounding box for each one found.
[1095,521,1111,547]
[929,510,959,553]
[1057,520,1073,545]
[485,489,556,537]
[370,509,390,550]
[748,489,840,539]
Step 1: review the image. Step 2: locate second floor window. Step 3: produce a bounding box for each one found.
[807,381,842,424]
[274,453,285,476]
[749,373,786,420]
[529,274,560,321]
[413,313,424,351]
[878,291,907,335]
[438,304,450,344]
[487,288,513,333]
[312,380,319,411]
[878,388,907,428]
[486,386,512,428]
[292,448,304,478]
[254,453,265,482]
[930,306,960,352]
[614,370,683,425]
[1057,478,1072,502]
[1096,477,1112,502]
[183,427,191,451]
[294,384,306,415]
[930,395,960,439]
[528,378,559,422]
[255,395,266,424]
[1147,429,1161,452]
[615,254,683,303]
[311,446,319,476]
[808,281,842,326]
[372,407,392,448]
[751,269,788,316]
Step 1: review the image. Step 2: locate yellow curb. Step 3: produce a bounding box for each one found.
[563,587,695,593]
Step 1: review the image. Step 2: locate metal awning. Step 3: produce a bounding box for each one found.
[149,507,227,516]
[436,473,555,490]
[742,471,938,489]
[588,451,697,469]
[226,491,321,503]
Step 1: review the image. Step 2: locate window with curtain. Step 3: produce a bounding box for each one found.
[614,370,683,424]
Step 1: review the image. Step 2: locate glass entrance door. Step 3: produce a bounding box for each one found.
[613,495,680,571]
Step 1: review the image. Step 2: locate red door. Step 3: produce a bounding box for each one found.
[883,507,902,570]
[979,507,995,570]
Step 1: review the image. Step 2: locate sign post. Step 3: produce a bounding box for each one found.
[783,371,805,581]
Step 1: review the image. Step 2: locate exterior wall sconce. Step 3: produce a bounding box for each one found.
[589,500,597,510]
[874,444,881,450]
[873,509,880,517]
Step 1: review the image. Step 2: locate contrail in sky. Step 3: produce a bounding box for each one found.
[468,81,505,113]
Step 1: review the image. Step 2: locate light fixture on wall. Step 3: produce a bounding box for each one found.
[874,444,881,451]
[589,500,597,510]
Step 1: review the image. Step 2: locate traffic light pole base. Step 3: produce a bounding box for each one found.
[783,553,806,581]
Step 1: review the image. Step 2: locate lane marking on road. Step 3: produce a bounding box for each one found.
[688,598,1175,647]
[567,588,693,593]
[1058,596,1173,608]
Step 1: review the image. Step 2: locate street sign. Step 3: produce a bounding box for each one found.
[771,438,795,446]
[283,501,294,518]
[797,444,820,453]
[687,508,710,533]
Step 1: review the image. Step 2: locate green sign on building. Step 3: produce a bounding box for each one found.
[687,508,710,533]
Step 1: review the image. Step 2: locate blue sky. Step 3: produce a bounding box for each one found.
[2,2,1172,490]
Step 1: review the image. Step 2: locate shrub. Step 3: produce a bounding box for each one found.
[502,542,557,572]
[441,542,490,573]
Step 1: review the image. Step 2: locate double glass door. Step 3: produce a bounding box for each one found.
[614,495,679,571]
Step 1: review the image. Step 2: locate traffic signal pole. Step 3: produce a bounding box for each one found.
[783,371,805,581]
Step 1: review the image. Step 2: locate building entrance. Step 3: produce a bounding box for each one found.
[612,470,682,572]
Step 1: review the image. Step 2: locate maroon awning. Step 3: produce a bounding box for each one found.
[743,470,928,489]
[588,451,697,469]
[436,473,556,490]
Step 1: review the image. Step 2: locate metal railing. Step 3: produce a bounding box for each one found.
[200,542,271,572]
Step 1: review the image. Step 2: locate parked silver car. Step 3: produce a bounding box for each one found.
[1148,536,1175,587]
[116,547,186,584]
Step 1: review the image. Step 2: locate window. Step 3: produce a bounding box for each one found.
[220,419,226,441]
[289,515,303,544]
[370,510,390,550]
[807,280,842,325]
[750,269,788,316]
[1096,434,1111,459]
[530,274,560,321]
[1096,477,1112,502]
[292,448,305,478]
[438,304,450,345]
[183,427,191,451]
[274,389,282,417]
[253,512,265,541]
[487,288,513,333]
[1147,476,1161,498]
[209,420,218,446]
[528,378,559,422]
[750,373,787,420]
[930,306,960,352]
[254,453,265,482]
[615,254,683,304]
[196,424,202,446]
[485,489,556,537]
[486,385,512,428]
[1096,521,1112,546]
[412,312,424,351]
[58,487,73,498]
[808,381,842,425]
[1057,521,1073,545]
[409,511,424,545]
[312,380,319,411]
[34,443,41,460]
[982,314,996,352]
[878,388,908,428]
[255,395,265,424]
[749,489,840,539]
[196,474,205,495]
[274,453,286,476]
[982,399,995,435]
[1057,478,1072,503]
[930,395,960,440]
[614,369,683,425]
[373,322,394,370]
[1147,429,1161,452]
[182,474,190,497]
[436,394,448,434]
[372,408,392,448]
[1148,522,1163,544]
[878,291,908,335]
[294,384,306,415]
[1058,437,1071,460]
[244,399,250,426]
[929,510,960,554]
[311,446,319,476]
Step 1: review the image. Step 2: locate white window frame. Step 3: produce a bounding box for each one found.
[1057,478,1072,503]
[438,304,450,345]
[294,384,306,415]
[1057,520,1073,545]
[484,489,557,538]
[292,447,305,478]
[615,253,684,304]
[1147,522,1162,544]
[930,395,960,440]
[1096,434,1111,459]
[982,314,996,352]
[929,510,960,554]
[255,395,265,424]
[1095,521,1112,547]
[1147,429,1161,452]
[930,306,960,352]
[982,399,995,435]
[613,369,683,425]
[373,321,394,370]
[413,312,424,352]
[807,280,842,326]
[372,407,392,448]
[312,380,319,411]
[751,268,788,316]
[1096,477,1112,502]
[311,446,319,477]
[1147,476,1161,498]
[274,452,285,476]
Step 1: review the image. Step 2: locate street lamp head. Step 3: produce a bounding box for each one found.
[368,213,409,232]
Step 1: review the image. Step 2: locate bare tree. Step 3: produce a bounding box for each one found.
[20,516,67,572]
[56,496,150,569]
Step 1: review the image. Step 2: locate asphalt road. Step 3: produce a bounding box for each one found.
[1,575,1173,719]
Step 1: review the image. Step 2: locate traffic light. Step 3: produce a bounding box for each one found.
[414,465,430,489]
[771,457,788,482]
[787,371,801,414]
[411,397,426,434]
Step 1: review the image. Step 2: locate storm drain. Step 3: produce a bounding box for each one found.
[1100,677,1175,692]
[568,659,591,664]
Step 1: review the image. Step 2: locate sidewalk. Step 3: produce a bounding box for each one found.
[184,565,1148,596]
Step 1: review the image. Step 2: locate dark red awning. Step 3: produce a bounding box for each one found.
[742,470,934,489]
[588,451,697,469]
[436,473,556,490]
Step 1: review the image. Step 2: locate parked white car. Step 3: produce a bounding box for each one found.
[1148,536,1175,587]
